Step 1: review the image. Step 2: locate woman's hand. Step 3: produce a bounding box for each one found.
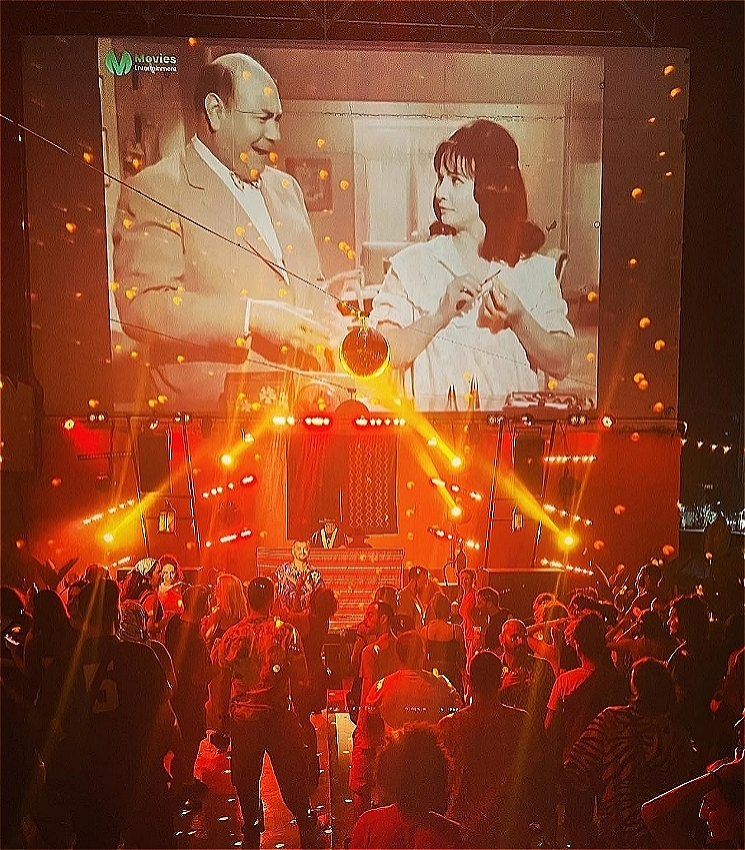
[477,279,525,333]
[436,273,483,324]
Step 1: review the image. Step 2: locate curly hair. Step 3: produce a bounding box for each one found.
[375,723,450,818]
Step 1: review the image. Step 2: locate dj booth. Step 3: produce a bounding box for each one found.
[256,547,405,630]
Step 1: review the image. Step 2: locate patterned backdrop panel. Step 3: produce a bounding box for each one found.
[343,434,398,534]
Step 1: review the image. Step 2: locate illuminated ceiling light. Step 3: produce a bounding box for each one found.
[188,37,198,46]
[627,257,638,268]
[427,437,438,446]
[722,445,732,454]
[558,531,577,550]
[339,321,390,379]
[241,475,255,486]
[653,402,665,413]
[663,64,675,75]
[696,440,704,448]
[303,416,332,428]
[654,339,666,351]
[63,418,76,431]
[631,187,643,199]
[220,453,233,466]
[639,316,651,329]
[647,116,656,124]
[103,532,114,544]
[272,415,288,426]
[450,456,463,469]
[450,505,463,519]
[520,414,534,426]
[149,419,159,430]
[430,477,446,487]
[600,414,615,429]
[669,86,682,99]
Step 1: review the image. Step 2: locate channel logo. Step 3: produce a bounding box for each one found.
[105,49,178,76]
[105,49,133,76]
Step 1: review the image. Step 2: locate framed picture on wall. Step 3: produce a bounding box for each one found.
[286,156,333,212]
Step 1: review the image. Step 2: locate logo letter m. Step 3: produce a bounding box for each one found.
[105,50,133,76]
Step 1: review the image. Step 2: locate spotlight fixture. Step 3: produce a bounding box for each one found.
[600,414,616,429]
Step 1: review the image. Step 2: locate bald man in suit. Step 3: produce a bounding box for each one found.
[114,53,351,410]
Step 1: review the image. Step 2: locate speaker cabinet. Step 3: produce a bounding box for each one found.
[514,432,545,498]
[136,431,171,493]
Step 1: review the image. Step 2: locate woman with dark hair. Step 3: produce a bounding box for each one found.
[23,589,77,698]
[564,657,698,848]
[421,592,466,696]
[668,594,725,763]
[370,119,574,411]
[349,723,461,848]
[120,558,164,636]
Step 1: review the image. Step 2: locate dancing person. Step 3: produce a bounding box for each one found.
[564,657,698,848]
[213,577,320,848]
[438,650,542,847]
[421,591,467,696]
[274,540,325,615]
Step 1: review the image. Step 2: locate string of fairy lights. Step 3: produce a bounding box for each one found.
[1,109,600,393]
[5,45,722,578]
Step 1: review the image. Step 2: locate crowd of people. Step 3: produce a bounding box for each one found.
[1,543,743,849]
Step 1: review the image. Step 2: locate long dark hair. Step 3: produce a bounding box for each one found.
[430,119,545,267]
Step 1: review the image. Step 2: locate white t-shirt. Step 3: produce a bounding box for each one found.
[369,235,574,411]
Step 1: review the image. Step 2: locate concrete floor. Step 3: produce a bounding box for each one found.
[176,697,355,849]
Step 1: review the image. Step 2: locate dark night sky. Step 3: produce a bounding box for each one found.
[1,1,743,442]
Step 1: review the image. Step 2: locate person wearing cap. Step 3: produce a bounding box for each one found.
[121,557,164,636]
[213,576,320,848]
[309,518,345,549]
